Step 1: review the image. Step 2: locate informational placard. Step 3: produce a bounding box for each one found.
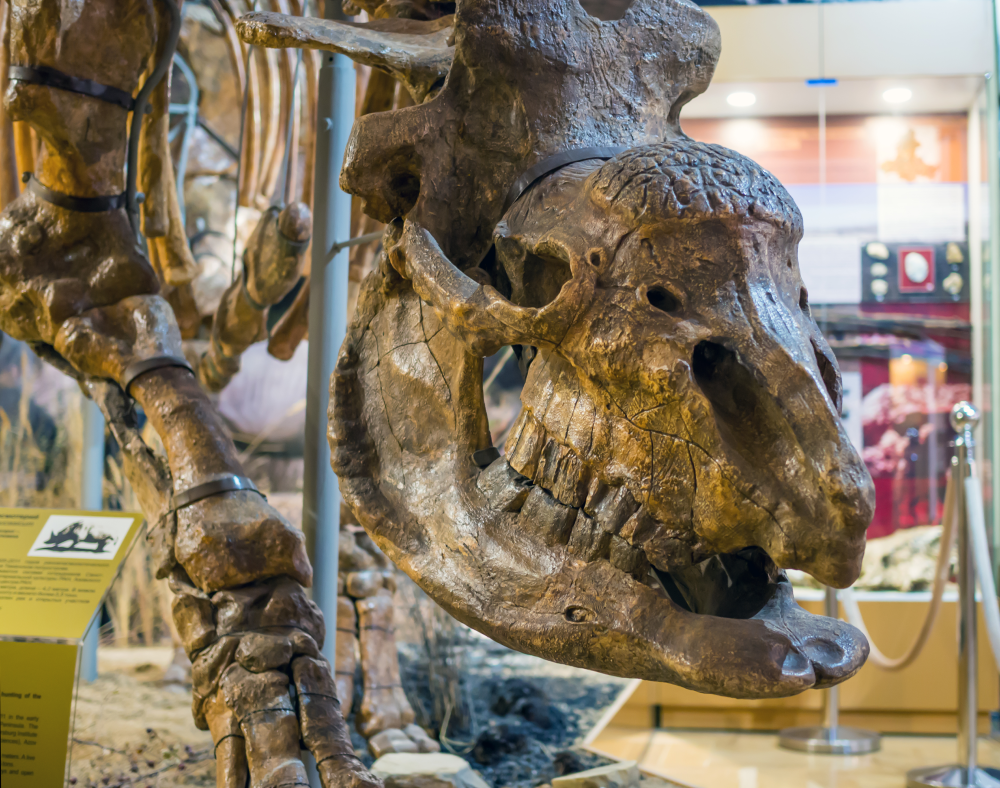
[0,508,143,787]
[0,508,143,639]
[0,641,78,786]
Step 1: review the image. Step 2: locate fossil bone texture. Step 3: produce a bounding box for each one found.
[0,1,377,784]
[241,0,877,700]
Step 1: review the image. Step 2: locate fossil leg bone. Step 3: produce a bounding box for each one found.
[0,1,375,782]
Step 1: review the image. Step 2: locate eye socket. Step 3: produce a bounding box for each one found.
[799,287,810,314]
[646,286,682,314]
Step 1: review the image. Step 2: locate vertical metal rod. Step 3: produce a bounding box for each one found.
[79,397,105,683]
[302,3,355,670]
[823,585,839,732]
[957,431,978,775]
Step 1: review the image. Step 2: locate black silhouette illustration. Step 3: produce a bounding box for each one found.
[38,521,118,554]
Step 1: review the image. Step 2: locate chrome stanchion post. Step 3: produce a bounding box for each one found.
[907,402,1000,788]
[778,586,881,754]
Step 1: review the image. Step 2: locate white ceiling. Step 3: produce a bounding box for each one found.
[683,76,985,119]
[707,0,994,83]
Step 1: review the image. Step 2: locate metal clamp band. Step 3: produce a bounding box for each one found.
[280,230,312,251]
[503,145,630,214]
[24,173,127,213]
[9,65,135,111]
[121,354,194,396]
[172,475,262,510]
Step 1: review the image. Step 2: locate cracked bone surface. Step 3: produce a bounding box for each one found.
[235,0,877,699]
[0,1,373,783]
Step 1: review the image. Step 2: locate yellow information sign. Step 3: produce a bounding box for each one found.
[0,508,143,787]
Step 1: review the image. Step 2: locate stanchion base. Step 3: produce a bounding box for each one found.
[777,725,881,754]
[906,766,1000,787]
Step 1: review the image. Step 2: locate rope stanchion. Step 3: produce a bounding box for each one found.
[777,585,881,754]
[840,471,958,671]
[907,402,1000,788]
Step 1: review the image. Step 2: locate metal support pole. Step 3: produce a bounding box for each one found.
[301,7,356,785]
[79,397,105,683]
[302,0,355,689]
[777,585,881,754]
[908,403,1000,787]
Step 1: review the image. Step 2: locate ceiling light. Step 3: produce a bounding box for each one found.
[883,87,912,104]
[726,91,756,108]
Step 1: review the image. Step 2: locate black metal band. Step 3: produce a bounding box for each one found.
[24,173,126,213]
[473,446,501,467]
[172,475,262,510]
[8,65,135,111]
[122,354,194,395]
[280,231,311,251]
[503,145,630,214]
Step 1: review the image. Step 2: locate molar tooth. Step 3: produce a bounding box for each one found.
[619,508,659,546]
[642,534,696,573]
[506,410,545,479]
[519,486,576,547]
[593,486,639,535]
[583,477,610,517]
[477,458,532,512]
[537,438,588,508]
[610,535,651,581]
[567,511,612,562]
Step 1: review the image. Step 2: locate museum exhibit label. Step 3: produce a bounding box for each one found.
[0,507,143,787]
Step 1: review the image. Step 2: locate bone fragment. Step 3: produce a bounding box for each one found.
[237,12,454,103]
[356,592,415,737]
[609,535,650,581]
[340,529,377,572]
[518,486,576,547]
[402,724,441,753]
[335,596,359,713]
[204,690,249,788]
[592,486,639,536]
[267,275,309,360]
[369,728,418,758]
[170,585,217,655]
[347,570,384,599]
[293,656,381,788]
[222,664,310,787]
[537,438,588,508]
[505,411,545,480]
[199,203,311,391]
[192,636,241,728]
[477,458,531,512]
[236,631,294,673]
[139,77,200,284]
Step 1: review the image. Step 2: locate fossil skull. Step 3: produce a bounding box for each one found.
[243,0,875,698]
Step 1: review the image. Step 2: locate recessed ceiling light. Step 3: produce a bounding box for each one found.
[883,87,912,104]
[726,91,756,108]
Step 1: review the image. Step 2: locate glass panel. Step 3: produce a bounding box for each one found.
[684,81,983,558]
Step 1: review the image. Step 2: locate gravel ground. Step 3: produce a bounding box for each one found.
[68,635,632,788]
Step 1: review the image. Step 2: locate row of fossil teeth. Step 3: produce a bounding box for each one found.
[476,410,651,582]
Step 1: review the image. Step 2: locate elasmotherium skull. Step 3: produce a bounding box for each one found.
[493,141,874,592]
[333,138,875,700]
